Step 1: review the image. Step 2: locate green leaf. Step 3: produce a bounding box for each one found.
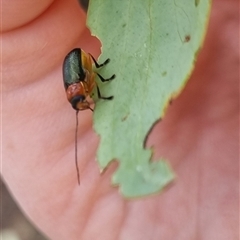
[87,0,211,198]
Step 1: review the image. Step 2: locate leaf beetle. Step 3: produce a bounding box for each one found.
[62,48,115,184]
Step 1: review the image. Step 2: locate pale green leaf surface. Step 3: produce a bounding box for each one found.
[87,0,211,198]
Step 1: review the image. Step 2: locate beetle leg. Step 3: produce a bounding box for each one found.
[89,54,110,68]
[96,84,113,100]
[97,73,115,82]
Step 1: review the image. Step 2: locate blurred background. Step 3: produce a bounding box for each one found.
[1,178,47,240]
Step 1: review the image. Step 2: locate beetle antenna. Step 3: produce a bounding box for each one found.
[75,110,80,185]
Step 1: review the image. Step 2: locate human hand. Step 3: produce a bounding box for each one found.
[2,0,238,239]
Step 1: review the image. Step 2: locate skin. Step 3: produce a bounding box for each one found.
[2,0,239,239]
